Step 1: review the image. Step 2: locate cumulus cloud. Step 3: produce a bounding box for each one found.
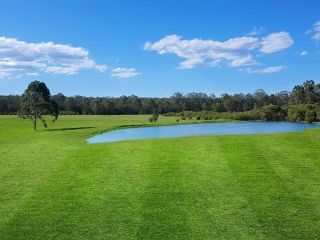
[111,67,140,78]
[246,66,284,74]
[144,32,293,71]
[0,36,107,78]
[144,34,259,69]
[259,32,293,53]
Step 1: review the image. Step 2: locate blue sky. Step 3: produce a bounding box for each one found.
[0,0,319,97]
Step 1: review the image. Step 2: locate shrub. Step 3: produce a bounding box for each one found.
[260,105,287,121]
[149,111,159,123]
[305,107,317,123]
[287,106,304,122]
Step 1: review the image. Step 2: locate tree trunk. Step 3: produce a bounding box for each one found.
[33,116,37,130]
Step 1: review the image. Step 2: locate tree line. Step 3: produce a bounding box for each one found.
[165,103,320,123]
[1,80,319,116]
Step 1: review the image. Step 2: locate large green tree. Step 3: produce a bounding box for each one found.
[18,81,59,130]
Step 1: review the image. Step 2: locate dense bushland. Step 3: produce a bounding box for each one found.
[164,104,320,123]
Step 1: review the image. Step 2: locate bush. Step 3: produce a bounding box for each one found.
[287,106,305,122]
[305,108,317,123]
[260,105,287,121]
[317,108,320,121]
[171,104,320,123]
[149,111,159,123]
[162,112,176,117]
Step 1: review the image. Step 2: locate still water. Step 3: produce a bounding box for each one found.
[87,121,320,144]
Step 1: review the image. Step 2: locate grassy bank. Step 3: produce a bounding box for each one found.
[1,115,320,239]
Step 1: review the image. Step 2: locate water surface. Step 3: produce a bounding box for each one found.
[87,121,320,143]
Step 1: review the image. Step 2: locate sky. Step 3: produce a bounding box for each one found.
[0,0,319,97]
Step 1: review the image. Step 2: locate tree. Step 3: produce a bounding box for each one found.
[149,112,159,122]
[149,109,159,123]
[303,80,316,104]
[260,105,286,121]
[254,89,267,108]
[305,106,317,123]
[291,85,305,104]
[18,81,59,130]
[287,105,305,122]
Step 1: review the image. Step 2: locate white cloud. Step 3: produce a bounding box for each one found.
[179,58,204,69]
[313,33,320,41]
[144,32,293,71]
[144,34,259,69]
[111,67,140,78]
[311,21,320,41]
[95,64,108,72]
[0,36,107,77]
[25,72,39,76]
[246,66,284,74]
[247,26,264,36]
[300,50,308,56]
[306,21,320,42]
[0,71,11,78]
[260,32,293,53]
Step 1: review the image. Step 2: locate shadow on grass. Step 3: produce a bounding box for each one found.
[46,126,96,131]
[89,124,151,135]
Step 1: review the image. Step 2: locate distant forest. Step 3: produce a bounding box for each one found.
[1,80,320,122]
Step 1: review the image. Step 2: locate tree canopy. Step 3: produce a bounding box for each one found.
[18,81,59,130]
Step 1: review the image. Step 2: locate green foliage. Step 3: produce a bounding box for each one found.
[287,104,320,123]
[260,105,287,121]
[305,107,317,123]
[287,105,305,122]
[149,110,159,123]
[2,80,320,115]
[291,80,320,104]
[18,81,59,129]
[169,104,320,123]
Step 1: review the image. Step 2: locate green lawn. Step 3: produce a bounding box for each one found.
[1,115,320,239]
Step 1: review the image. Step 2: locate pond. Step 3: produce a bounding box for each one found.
[87,121,320,144]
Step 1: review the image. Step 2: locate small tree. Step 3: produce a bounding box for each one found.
[260,105,286,121]
[18,81,59,130]
[287,105,305,122]
[149,110,159,123]
[305,107,317,123]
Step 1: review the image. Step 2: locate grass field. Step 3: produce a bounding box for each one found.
[1,115,320,239]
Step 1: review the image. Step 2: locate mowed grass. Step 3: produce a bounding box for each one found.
[1,115,320,240]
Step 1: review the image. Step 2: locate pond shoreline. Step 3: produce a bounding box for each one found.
[87,121,320,144]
